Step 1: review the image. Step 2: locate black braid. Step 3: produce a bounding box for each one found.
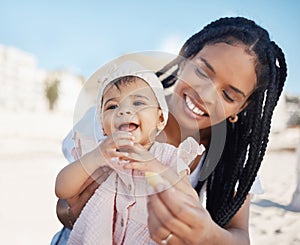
[156,17,287,227]
[156,56,183,88]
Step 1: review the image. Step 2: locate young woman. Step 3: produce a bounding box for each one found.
[52,16,287,245]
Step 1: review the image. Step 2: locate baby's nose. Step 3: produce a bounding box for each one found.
[117,107,133,116]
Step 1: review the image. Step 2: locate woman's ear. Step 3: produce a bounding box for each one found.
[238,100,250,114]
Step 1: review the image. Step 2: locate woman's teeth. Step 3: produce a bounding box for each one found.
[185,96,205,116]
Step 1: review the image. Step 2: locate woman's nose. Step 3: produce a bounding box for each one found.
[197,83,218,105]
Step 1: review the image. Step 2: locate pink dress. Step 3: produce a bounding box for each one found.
[67,138,204,245]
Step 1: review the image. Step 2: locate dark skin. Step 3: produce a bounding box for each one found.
[57,43,256,244]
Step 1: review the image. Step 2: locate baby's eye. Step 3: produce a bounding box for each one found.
[106,104,118,110]
[133,101,146,106]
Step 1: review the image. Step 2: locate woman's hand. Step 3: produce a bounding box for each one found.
[147,175,251,245]
[56,166,112,228]
[147,179,216,245]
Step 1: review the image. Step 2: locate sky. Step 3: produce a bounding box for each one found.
[1,0,300,94]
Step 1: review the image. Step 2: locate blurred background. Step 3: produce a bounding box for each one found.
[0,1,299,244]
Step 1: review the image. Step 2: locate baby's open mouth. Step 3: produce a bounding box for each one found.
[118,123,139,132]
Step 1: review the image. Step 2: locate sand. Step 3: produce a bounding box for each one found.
[0,109,299,245]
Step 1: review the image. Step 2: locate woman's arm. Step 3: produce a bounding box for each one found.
[222,195,250,245]
[147,179,250,245]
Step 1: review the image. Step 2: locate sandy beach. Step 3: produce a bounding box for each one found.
[0,109,299,245]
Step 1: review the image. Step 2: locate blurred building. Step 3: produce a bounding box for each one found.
[0,43,83,114]
[286,94,300,127]
[271,93,289,133]
[44,69,84,115]
[0,43,47,111]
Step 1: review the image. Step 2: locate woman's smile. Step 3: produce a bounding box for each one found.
[184,95,209,117]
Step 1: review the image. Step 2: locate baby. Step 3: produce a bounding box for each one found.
[55,61,204,245]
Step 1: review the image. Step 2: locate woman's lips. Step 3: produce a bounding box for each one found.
[184,95,208,117]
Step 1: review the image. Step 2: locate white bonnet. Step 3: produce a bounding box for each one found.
[96,60,169,131]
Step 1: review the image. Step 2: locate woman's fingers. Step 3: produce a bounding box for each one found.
[148,193,192,239]
[158,186,206,229]
[148,211,185,245]
[147,183,210,245]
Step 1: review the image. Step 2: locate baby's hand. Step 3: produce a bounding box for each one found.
[124,143,154,162]
[98,131,135,163]
[123,144,166,173]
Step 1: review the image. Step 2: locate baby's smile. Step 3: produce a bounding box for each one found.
[118,122,139,132]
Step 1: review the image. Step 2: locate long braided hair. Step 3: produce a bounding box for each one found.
[156,17,287,227]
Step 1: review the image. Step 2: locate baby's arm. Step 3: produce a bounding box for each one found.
[55,131,134,199]
[55,147,105,199]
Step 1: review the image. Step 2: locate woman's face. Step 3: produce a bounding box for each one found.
[170,42,257,130]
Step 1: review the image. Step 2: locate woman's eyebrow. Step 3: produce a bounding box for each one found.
[198,57,246,98]
[199,57,215,74]
[229,85,246,98]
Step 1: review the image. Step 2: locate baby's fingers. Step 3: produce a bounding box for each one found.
[105,149,129,159]
[123,144,156,162]
[124,160,167,173]
[115,139,134,150]
[123,161,147,171]
[111,131,135,142]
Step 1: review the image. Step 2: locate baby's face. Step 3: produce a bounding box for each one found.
[101,78,164,148]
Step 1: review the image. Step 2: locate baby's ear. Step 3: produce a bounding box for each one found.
[156,109,165,131]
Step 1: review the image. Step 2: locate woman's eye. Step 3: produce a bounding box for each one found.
[195,67,209,79]
[222,91,235,102]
